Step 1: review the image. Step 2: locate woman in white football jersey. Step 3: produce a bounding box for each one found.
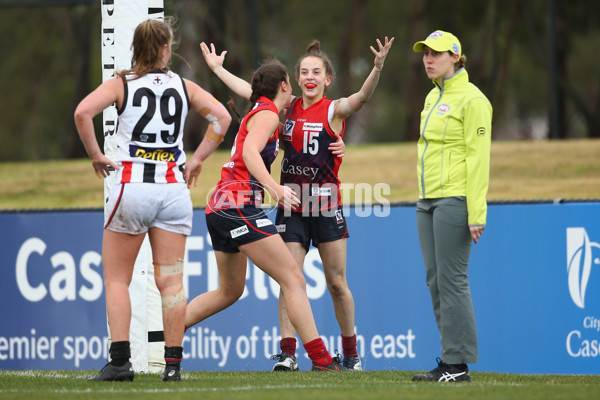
[74,18,231,382]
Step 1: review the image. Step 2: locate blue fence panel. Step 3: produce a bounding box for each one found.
[0,202,598,373]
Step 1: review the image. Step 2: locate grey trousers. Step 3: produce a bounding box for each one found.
[416,197,478,364]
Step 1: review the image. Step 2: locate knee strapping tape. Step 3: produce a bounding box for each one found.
[161,288,186,310]
[154,259,184,277]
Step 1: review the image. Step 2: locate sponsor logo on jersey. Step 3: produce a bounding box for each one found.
[335,209,344,224]
[138,133,156,143]
[130,145,181,162]
[311,186,332,197]
[283,120,295,141]
[230,225,249,239]
[303,122,323,131]
[477,127,486,136]
[223,161,235,168]
[281,158,319,180]
[256,218,273,228]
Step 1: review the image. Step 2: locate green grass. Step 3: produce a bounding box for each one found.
[2,139,600,210]
[1,370,599,400]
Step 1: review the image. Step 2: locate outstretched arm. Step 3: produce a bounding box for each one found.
[333,36,395,121]
[200,42,252,100]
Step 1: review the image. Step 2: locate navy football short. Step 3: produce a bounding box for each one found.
[206,207,278,253]
[275,207,349,250]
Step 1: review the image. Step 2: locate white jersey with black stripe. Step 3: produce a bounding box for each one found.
[114,70,190,184]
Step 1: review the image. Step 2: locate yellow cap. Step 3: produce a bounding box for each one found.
[413,30,461,55]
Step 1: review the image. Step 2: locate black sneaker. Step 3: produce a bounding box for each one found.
[342,355,363,371]
[412,358,470,382]
[163,365,181,381]
[89,362,134,382]
[311,358,349,371]
[270,353,299,371]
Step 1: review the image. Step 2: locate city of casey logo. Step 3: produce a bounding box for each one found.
[567,227,600,309]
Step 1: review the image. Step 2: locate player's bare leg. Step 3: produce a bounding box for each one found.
[278,242,307,336]
[102,230,146,342]
[89,230,145,381]
[240,235,319,341]
[185,251,247,327]
[273,241,307,370]
[317,238,354,335]
[240,235,343,370]
[318,238,361,370]
[148,227,187,381]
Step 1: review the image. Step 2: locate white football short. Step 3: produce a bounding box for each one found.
[104,182,192,235]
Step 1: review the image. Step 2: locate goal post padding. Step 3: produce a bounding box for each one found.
[101,0,165,374]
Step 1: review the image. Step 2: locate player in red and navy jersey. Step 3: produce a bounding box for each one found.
[185,60,348,372]
[199,36,394,371]
[74,19,231,382]
[206,96,281,216]
[204,96,283,250]
[279,95,344,214]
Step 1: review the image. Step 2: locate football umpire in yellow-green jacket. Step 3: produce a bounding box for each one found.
[417,60,492,226]
[411,30,492,383]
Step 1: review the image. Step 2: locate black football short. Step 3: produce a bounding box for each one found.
[275,207,349,250]
[206,207,278,253]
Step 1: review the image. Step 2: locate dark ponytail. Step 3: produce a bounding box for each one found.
[248,59,288,109]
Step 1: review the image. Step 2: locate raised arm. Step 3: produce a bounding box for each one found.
[183,78,232,188]
[332,36,395,122]
[200,42,253,100]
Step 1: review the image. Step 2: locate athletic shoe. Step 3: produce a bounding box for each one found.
[162,365,181,381]
[88,362,134,382]
[342,355,362,371]
[311,359,349,371]
[412,358,471,382]
[270,353,299,371]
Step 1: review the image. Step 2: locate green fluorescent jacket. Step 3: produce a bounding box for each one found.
[417,68,492,226]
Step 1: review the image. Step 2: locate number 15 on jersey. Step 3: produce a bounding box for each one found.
[303,131,319,155]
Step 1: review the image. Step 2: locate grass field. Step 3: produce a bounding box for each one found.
[1,369,599,400]
[1,139,600,210]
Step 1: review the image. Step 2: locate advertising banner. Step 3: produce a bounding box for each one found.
[0,202,599,373]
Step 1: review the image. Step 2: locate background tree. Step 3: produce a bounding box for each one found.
[0,0,598,162]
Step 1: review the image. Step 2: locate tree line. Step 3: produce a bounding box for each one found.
[0,0,598,161]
